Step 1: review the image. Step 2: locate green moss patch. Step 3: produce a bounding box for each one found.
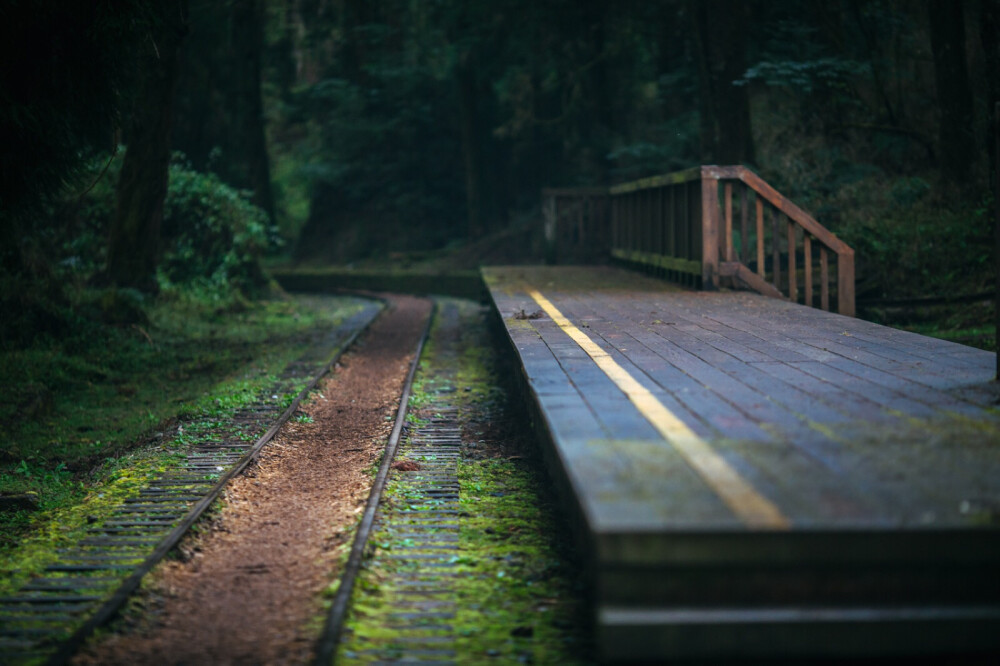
[0,295,374,588]
[338,298,592,664]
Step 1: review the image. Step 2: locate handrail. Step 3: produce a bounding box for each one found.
[541,165,855,317]
[706,166,852,254]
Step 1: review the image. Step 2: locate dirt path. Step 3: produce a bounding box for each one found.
[74,295,431,666]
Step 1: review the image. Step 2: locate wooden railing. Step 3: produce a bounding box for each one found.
[541,188,610,265]
[543,165,855,317]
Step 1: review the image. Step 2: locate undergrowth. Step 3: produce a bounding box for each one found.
[0,296,367,552]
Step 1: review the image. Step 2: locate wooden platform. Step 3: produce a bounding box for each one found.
[483,265,1000,661]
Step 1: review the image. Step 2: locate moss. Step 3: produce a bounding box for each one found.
[0,453,174,598]
[0,295,377,599]
[337,298,592,664]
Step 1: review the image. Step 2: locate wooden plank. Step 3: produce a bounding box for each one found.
[820,248,829,311]
[787,220,798,303]
[804,234,813,307]
[528,287,790,528]
[756,196,765,278]
[772,207,781,292]
[552,293,771,443]
[724,182,734,262]
[719,262,785,300]
[749,361,900,426]
[740,186,749,264]
[701,177,720,289]
[576,296,933,524]
[837,248,856,317]
[611,249,702,276]
[666,186,676,257]
[609,167,703,195]
[484,266,1000,666]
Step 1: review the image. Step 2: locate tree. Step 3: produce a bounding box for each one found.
[691,0,756,165]
[0,2,149,272]
[928,0,975,183]
[106,0,189,291]
[171,0,275,221]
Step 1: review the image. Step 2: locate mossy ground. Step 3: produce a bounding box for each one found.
[338,299,593,664]
[0,294,371,597]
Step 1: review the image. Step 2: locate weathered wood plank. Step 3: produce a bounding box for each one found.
[484,265,1000,662]
[724,182,734,262]
[755,197,765,278]
[788,220,798,303]
[820,247,829,311]
[701,178,720,289]
[804,234,813,307]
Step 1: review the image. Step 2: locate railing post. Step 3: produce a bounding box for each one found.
[543,192,557,265]
[837,248,855,317]
[700,169,720,289]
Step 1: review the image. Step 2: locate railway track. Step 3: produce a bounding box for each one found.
[1,295,585,665]
[0,297,383,665]
[318,299,587,665]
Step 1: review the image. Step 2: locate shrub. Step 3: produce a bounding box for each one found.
[74,150,277,298]
[160,158,274,296]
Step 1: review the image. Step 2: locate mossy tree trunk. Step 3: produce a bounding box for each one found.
[106,0,188,292]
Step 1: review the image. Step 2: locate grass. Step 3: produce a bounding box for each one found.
[0,293,371,551]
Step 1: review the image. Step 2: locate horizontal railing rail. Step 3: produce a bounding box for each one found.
[705,165,855,317]
[543,166,855,317]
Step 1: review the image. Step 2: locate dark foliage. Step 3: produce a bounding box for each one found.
[0,1,149,234]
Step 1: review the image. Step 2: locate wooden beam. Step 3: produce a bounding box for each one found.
[820,248,829,311]
[609,167,704,195]
[740,186,749,264]
[804,234,813,307]
[543,194,557,265]
[837,248,856,317]
[772,208,781,292]
[701,177,720,289]
[756,197,765,278]
[787,220,798,303]
[732,167,852,255]
[719,262,786,300]
[724,182,734,262]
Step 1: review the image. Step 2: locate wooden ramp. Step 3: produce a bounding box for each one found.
[483,265,1000,661]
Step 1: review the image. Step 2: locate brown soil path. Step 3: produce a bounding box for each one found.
[74,295,431,666]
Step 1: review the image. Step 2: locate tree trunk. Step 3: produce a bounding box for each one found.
[690,0,755,165]
[457,54,485,241]
[981,0,999,185]
[714,0,755,165]
[689,1,716,163]
[106,0,188,292]
[231,0,276,222]
[928,0,974,183]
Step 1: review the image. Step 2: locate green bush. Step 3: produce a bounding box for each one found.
[160,159,273,296]
[832,185,994,300]
[74,150,277,297]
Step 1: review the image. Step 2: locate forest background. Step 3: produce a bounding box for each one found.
[0,0,997,527]
[2,0,998,329]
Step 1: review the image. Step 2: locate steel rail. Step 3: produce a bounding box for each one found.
[313,301,437,665]
[45,297,387,666]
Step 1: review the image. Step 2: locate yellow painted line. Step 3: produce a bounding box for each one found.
[526,288,790,529]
